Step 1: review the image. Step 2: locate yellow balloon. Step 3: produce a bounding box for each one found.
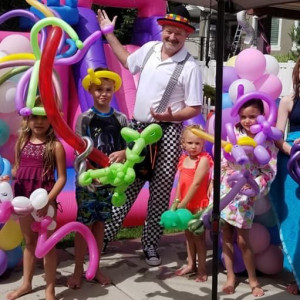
[0,220,23,250]
[0,53,35,63]
[226,55,237,67]
[26,0,54,18]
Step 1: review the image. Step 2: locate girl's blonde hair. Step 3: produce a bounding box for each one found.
[181,124,205,150]
[15,96,58,177]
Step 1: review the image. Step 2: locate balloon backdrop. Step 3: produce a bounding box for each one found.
[235,48,266,81]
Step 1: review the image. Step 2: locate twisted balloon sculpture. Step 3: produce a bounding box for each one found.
[78,124,163,207]
[160,170,259,234]
[0,182,98,280]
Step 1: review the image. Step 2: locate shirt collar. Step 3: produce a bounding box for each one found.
[154,42,189,63]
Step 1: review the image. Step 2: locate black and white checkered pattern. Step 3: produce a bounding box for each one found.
[104,123,183,249]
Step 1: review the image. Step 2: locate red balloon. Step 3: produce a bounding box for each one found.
[39,26,109,167]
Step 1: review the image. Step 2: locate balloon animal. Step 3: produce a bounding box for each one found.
[0,182,99,280]
[78,124,163,207]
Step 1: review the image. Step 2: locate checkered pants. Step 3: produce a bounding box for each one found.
[104,122,183,250]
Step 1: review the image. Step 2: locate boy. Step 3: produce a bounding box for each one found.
[68,67,128,288]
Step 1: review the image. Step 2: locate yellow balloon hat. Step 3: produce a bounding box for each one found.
[82,68,122,92]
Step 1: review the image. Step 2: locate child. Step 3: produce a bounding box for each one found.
[220,99,277,297]
[67,67,128,289]
[7,97,67,300]
[175,125,213,282]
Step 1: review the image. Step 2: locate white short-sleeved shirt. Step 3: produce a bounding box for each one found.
[127,41,203,123]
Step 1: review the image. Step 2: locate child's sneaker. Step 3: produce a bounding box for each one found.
[143,246,161,266]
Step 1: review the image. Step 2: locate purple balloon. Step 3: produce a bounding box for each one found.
[0,10,46,49]
[184,113,206,128]
[202,170,259,229]
[223,66,239,92]
[0,249,8,276]
[288,143,300,184]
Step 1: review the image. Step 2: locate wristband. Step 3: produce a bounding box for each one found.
[101,25,114,35]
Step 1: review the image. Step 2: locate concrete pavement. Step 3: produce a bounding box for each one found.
[1,233,297,300]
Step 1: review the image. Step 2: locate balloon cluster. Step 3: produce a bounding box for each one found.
[0,2,110,167]
[207,48,282,144]
[224,49,282,106]
[79,124,163,207]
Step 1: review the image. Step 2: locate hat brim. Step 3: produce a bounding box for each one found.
[157,18,195,33]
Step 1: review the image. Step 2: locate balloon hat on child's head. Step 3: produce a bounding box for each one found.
[82,68,122,92]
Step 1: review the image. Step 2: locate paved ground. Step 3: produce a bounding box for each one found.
[0,233,297,300]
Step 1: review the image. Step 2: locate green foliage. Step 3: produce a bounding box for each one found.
[288,25,300,61]
[203,84,216,105]
[92,6,137,44]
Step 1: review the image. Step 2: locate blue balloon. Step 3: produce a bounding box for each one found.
[222,92,233,109]
[6,246,23,269]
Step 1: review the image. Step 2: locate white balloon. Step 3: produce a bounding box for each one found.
[0,50,12,78]
[30,188,48,210]
[264,54,280,76]
[12,196,31,208]
[0,35,32,53]
[0,182,13,201]
[228,79,256,103]
[0,81,17,113]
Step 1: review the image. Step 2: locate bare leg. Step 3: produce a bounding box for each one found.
[44,246,57,300]
[194,233,207,282]
[67,232,87,289]
[236,228,264,297]
[222,223,236,294]
[6,216,36,300]
[175,230,197,276]
[44,212,57,300]
[92,222,111,285]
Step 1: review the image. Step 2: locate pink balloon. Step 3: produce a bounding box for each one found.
[255,245,283,275]
[249,222,270,254]
[255,194,271,215]
[254,74,283,101]
[235,48,266,81]
[34,218,99,280]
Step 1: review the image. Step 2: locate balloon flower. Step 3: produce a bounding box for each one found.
[79,124,163,206]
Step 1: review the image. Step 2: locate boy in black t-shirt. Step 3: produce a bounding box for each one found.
[68,68,127,288]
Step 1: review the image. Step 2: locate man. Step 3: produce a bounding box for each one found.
[98,5,202,266]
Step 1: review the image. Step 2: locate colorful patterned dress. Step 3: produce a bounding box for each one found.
[220,128,278,229]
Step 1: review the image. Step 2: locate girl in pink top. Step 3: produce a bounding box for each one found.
[175,125,213,282]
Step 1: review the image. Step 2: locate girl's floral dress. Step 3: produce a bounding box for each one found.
[220,128,278,229]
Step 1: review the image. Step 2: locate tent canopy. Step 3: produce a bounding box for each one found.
[169,0,300,19]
